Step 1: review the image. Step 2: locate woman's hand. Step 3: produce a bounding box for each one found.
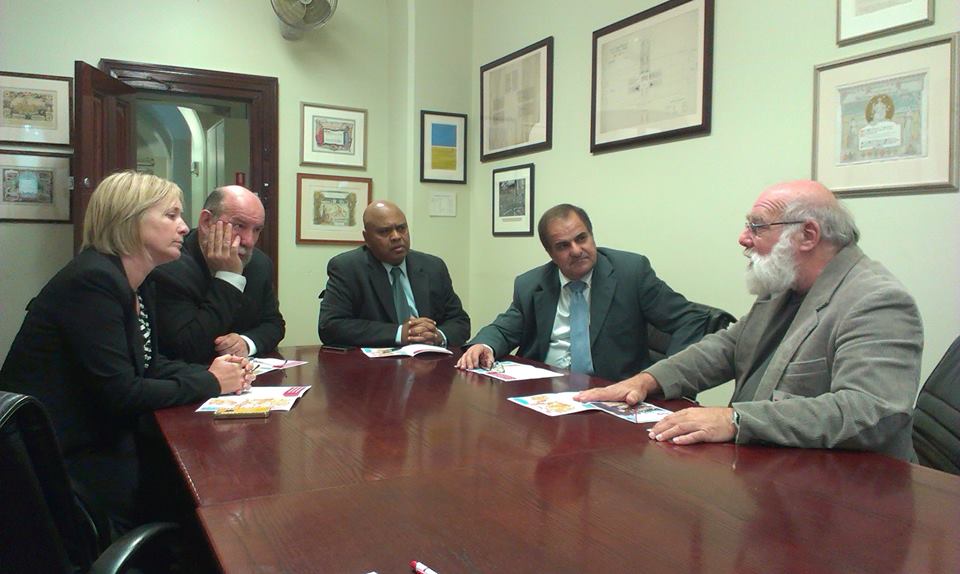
[209,355,256,395]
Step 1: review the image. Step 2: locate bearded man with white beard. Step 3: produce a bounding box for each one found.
[577,180,923,461]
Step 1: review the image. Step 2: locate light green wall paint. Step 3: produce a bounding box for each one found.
[467,0,960,406]
[1,0,957,412]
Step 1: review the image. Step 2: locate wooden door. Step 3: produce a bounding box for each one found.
[72,61,136,251]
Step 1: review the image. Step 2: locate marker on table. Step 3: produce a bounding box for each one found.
[410,560,439,574]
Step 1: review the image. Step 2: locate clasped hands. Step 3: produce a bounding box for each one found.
[208,354,257,395]
[574,373,736,445]
[401,316,442,346]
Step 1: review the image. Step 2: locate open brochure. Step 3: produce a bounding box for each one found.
[361,344,452,358]
[250,357,308,375]
[467,360,563,382]
[196,386,311,413]
[509,391,671,424]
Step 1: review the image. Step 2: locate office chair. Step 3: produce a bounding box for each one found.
[913,335,960,475]
[646,301,737,364]
[0,391,180,573]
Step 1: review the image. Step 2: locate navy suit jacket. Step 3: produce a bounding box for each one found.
[468,248,708,382]
[151,229,285,363]
[318,246,470,347]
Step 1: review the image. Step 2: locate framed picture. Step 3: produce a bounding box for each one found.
[492,163,534,237]
[0,151,71,223]
[420,110,467,184]
[0,72,72,146]
[300,103,367,169]
[837,0,933,46]
[813,34,958,197]
[591,0,714,154]
[296,173,372,244]
[480,37,553,162]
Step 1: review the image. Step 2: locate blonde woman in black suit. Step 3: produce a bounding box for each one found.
[0,171,255,532]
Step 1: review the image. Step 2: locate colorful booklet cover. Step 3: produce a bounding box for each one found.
[196,386,311,413]
[467,361,563,381]
[361,344,452,358]
[508,391,671,424]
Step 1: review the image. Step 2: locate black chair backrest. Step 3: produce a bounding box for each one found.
[647,301,737,364]
[0,391,97,573]
[913,335,960,475]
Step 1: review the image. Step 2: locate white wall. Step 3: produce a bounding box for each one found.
[467,0,960,405]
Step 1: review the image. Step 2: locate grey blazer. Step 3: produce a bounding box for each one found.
[468,248,709,382]
[647,245,923,461]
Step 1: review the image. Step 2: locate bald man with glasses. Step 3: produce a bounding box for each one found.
[578,180,923,461]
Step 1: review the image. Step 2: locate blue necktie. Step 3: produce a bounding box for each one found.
[391,267,411,322]
[568,280,593,374]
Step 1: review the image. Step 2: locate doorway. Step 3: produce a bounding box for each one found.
[74,59,279,284]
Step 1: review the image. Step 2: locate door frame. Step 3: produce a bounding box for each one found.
[98,59,280,286]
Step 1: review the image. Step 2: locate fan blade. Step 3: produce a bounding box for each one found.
[271,0,307,26]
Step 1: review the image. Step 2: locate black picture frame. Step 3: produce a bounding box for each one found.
[491,163,535,237]
[420,110,467,184]
[590,0,714,154]
[481,37,553,162]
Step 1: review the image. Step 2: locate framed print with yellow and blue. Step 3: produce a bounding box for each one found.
[420,110,467,184]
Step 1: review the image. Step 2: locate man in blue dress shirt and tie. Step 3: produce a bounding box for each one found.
[318,200,470,348]
[456,204,708,382]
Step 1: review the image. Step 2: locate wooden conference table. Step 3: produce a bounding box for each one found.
[154,345,960,573]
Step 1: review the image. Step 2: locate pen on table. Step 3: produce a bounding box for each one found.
[410,560,439,574]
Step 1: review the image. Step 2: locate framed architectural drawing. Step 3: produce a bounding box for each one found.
[0,72,72,146]
[481,37,553,162]
[296,173,372,244]
[301,103,367,168]
[591,0,714,153]
[492,163,534,237]
[420,110,467,184]
[0,151,71,222]
[813,34,957,196]
[837,0,933,46]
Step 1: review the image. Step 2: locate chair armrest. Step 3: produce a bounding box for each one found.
[88,522,179,574]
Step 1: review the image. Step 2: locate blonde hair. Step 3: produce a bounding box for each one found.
[82,171,183,256]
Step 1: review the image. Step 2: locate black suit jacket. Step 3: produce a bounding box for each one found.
[0,249,219,522]
[150,229,285,363]
[468,248,709,382]
[318,246,470,347]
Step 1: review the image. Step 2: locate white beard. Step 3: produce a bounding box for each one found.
[745,231,798,296]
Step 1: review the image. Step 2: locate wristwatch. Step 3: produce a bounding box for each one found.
[731,408,741,432]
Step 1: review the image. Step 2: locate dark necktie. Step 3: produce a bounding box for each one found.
[391,266,412,322]
[568,280,593,374]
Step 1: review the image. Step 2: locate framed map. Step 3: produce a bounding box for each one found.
[0,72,72,146]
[301,102,367,168]
[0,151,71,222]
[296,173,372,244]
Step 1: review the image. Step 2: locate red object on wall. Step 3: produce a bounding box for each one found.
[235,172,246,186]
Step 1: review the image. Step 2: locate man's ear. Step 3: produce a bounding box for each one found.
[796,220,821,252]
[198,209,214,230]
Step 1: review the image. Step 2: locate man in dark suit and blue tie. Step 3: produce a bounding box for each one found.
[318,200,470,348]
[456,204,708,382]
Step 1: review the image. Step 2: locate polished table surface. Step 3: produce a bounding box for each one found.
[155,346,960,573]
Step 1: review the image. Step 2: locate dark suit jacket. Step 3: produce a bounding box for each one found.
[0,249,219,522]
[151,229,285,363]
[318,246,470,347]
[468,248,709,382]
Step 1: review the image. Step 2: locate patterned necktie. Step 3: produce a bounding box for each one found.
[391,266,412,322]
[568,280,593,374]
